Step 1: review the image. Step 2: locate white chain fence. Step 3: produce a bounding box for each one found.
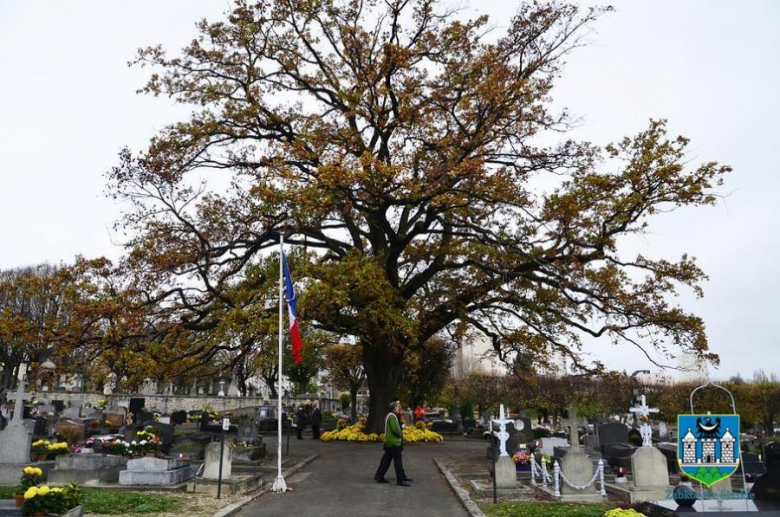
[530,455,551,486]
[553,459,607,497]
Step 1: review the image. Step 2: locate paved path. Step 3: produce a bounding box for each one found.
[237,436,484,517]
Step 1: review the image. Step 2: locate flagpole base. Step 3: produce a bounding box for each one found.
[271,475,288,492]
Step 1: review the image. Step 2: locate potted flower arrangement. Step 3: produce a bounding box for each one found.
[47,442,70,458]
[135,426,162,457]
[15,467,42,507]
[512,450,532,471]
[22,483,83,517]
[30,440,50,462]
[108,439,134,457]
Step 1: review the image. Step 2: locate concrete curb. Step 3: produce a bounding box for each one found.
[212,454,320,517]
[433,458,487,517]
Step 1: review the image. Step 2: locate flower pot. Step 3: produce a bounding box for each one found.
[14,493,24,507]
[515,464,531,471]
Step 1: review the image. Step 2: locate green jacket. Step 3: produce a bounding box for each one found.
[383,412,403,448]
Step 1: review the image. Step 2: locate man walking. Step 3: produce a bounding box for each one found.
[311,404,322,440]
[374,400,412,486]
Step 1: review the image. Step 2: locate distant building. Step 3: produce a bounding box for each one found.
[678,356,708,383]
[636,371,675,386]
[451,332,505,379]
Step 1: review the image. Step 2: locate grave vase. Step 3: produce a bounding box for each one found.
[14,493,24,507]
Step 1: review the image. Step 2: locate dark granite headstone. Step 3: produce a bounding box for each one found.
[751,441,780,502]
[33,416,47,436]
[602,442,636,471]
[597,422,629,452]
[743,452,766,476]
[628,428,642,446]
[129,398,145,422]
[170,410,188,425]
[136,412,155,425]
[52,400,65,413]
[513,417,533,445]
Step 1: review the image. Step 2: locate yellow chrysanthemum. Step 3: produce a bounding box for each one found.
[37,486,50,496]
[34,468,43,476]
[24,487,38,499]
[51,488,62,493]
[23,467,33,475]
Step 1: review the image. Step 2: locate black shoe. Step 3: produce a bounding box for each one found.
[376,478,389,484]
[397,481,411,487]
[404,478,414,482]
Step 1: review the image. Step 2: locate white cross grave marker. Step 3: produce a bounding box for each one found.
[629,394,659,447]
[561,405,582,452]
[492,404,513,457]
[7,379,34,426]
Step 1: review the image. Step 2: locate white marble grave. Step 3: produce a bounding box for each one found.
[202,441,232,480]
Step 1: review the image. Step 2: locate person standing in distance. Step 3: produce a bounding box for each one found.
[311,403,322,440]
[374,400,412,486]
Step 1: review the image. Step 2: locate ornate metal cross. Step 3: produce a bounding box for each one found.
[629,394,659,447]
[492,404,514,457]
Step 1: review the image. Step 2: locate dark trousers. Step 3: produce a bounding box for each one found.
[312,424,320,440]
[296,424,304,439]
[374,446,406,483]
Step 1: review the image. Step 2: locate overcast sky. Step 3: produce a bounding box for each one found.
[1,1,778,380]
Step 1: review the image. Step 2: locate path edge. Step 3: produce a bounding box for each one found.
[433,458,487,517]
[212,454,320,517]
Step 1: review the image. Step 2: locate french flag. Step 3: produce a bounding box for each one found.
[282,252,303,365]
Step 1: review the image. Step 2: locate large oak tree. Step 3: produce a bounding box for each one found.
[109,0,728,431]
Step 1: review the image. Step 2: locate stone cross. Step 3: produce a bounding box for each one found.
[629,394,659,447]
[8,380,34,426]
[561,405,581,452]
[492,404,513,457]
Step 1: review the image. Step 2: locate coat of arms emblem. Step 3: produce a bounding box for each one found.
[677,413,740,487]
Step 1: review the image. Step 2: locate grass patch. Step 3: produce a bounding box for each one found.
[481,501,611,517]
[0,486,185,514]
[82,490,183,514]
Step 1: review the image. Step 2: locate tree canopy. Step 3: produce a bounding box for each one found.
[105,0,729,430]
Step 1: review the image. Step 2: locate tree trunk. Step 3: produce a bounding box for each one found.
[350,386,359,423]
[363,345,404,433]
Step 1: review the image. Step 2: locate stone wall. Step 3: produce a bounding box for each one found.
[34,391,340,414]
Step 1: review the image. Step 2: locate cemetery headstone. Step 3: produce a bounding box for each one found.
[142,422,175,455]
[170,410,188,426]
[52,400,65,414]
[513,416,533,446]
[0,381,35,484]
[202,441,232,481]
[48,453,128,485]
[55,419,86,443]
[597,422,630,453]
[751,441,780,502]
[129,398,145,422]
[104,412,125,429]
[492,404,517,489]
[136,412,155,425]
[63,406,81,419]
[119,456,195,486]
[558,406,600,500]
[33,416,47,436]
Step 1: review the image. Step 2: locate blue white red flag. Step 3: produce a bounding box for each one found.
[282,252,303,365]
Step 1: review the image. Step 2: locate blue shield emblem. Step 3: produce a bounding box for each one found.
[677,414,740,487]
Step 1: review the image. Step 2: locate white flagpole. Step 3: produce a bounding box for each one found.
[272,234,287,492]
